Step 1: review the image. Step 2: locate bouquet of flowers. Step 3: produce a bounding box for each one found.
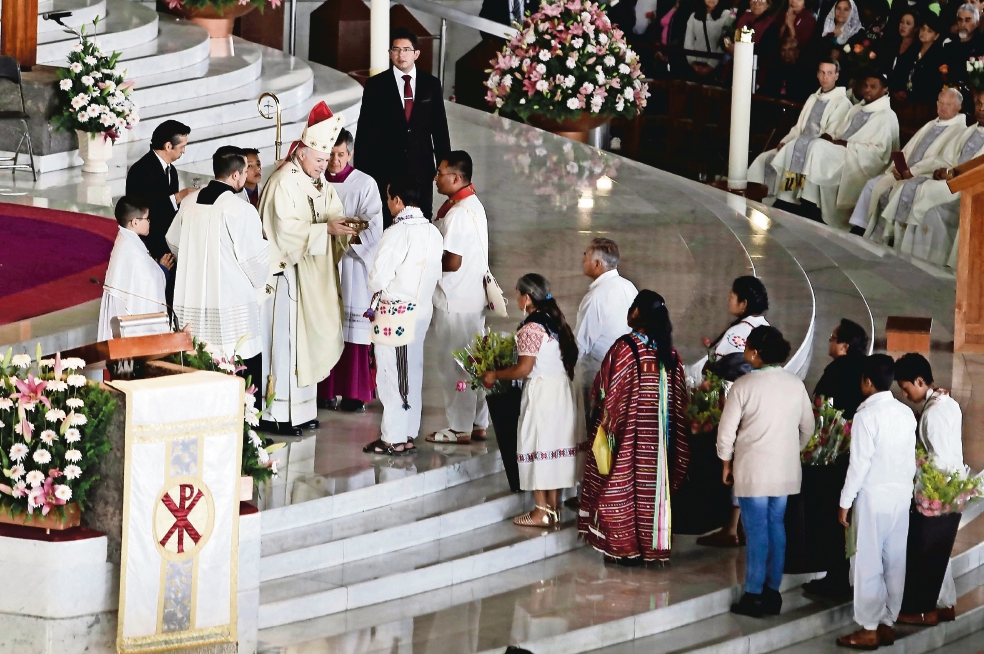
[53,18,138,143]
[842,39,879,79]
[164,0,281,12]
[914,446,984,516]
[966,57,984,92]
[167,338,280,483]
[0,346,115,519]
[485,0,648,122]
[453,329,516,396]
[801,396,851,466]
[686,371,725,435]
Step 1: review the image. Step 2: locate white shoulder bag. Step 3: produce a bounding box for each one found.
[464,209,509,318]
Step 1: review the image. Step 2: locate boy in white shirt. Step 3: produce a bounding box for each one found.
[837,354,916,650]
[894,353,963,625]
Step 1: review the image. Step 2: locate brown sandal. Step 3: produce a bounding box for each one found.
[471,427,488,441]
[513,505,556,528]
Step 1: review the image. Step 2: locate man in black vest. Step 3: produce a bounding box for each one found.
[354,28,451,225]
[125,120,193,303]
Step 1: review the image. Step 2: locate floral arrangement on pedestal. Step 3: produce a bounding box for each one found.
[485,0,648,123]
[966,57,984,92]
[842,39,878,78]
[0,346,115,520]
[453,330,516,396]
[166,338,280,483]
[914,446,984,516]
[801,396,851,465]
[686,371,725,435]
[53,18,138,144]
[163,0,281,13]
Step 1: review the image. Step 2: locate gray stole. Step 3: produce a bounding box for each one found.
[893,177,930,222]
[958,130,984,164]
[788,99,829,174]
[908,125,948,166]
[839,110,874,141]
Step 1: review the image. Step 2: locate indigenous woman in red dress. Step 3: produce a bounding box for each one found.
[578,290,690,564]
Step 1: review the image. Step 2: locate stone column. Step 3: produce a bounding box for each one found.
[370,0,390,75]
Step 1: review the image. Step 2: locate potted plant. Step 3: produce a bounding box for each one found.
[453,330,520,491]
[0,346,115,532]
[53,19,138,174]
[485,0,648,142]
[161,0,282,39]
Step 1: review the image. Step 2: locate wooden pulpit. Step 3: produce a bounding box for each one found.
[58,331,194,367]
[947,158,984,353]
[1,0,39,69]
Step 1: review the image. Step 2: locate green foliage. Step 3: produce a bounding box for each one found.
[452,330,517,396]
[686,372,725,435]
[914,444,984,515]
[801,396,851,466]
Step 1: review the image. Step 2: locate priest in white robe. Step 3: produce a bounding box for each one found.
[98,197,169,341]
[167,146,271,387]
[749,60,852,197]
[795,74,899,228]
[317,128,384,413]
[848,89,966,240]
[258,102,357,435]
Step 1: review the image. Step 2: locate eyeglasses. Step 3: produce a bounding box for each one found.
[435,171,457,177]
[389,47,417,54]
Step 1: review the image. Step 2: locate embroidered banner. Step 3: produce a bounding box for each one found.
[111,371,243,653]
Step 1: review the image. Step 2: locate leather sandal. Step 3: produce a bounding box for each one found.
[513,505,554,528]
[836,628,881,650]
[426,428,471,444]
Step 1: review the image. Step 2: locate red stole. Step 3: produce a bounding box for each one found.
[435,184,476,220]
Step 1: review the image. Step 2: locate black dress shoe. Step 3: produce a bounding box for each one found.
[730,592,764,618]
[849,225,866,237]
[302,419,320,430]
[762,587,782,615]
[318,397,340,410]
[258,420,302,437]
[338,399,366,412]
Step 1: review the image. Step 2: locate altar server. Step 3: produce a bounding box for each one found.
[258,102,357,435]
[749,60,852,195]
[317,129,384,413]
[98,197,169,341]
[574,238,638,408]
[166,146,271,387]
[364,174,443,455]
[427,151,492,444]
[895,353,963,625]
[848,89,966,238]
[793,74,899,228]
[837,354,916,650]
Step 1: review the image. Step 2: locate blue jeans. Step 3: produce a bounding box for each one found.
[737,495,788,594]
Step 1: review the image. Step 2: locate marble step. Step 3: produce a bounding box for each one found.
[34,0,108,32]
[261,472,527,582]
[37,0,158,65]
[115,17,210,79]
[258,515,583,629]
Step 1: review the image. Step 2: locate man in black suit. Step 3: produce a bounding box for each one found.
[354,28,451,225]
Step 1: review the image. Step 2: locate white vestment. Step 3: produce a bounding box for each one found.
[333,169,384,345]
[97,228,167,341]
[432,194,491,433]
[840,391,917,630]
[848,114,967,236]
[368,209,444,444]
[796,94,899,228]
[573,269,638,396]
[166,188,271,359]
[750,86,852,194]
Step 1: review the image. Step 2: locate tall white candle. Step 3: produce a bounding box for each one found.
[370,0,390,76]
[728,27,755,190]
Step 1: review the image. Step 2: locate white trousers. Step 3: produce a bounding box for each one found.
[851,490,910,630]
[260,270,317,427]
[375,313,431,444]
[939,561,956,608]
[433,308,489,432]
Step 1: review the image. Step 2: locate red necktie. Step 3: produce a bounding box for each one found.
[403,74,414,121]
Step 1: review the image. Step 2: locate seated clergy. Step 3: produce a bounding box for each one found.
[848,88,966,239]
[861,91,984,266]
[749,59,852,194]
[781,74,899,227]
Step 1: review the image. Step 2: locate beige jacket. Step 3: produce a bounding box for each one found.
[716,367,814,498]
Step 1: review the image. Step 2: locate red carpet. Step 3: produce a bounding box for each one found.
[0,202,117,326]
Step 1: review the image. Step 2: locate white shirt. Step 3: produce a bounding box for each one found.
[97,227,168,341]
[918,390,964,472]
[368,208,443,322]
[840,391,917,509]
[574,269,638,375]
[433,194,489,313]
[393,65,417,108]
[154,151,179,210]
[715,315,771,357]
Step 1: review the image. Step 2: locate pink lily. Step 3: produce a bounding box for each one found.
[27,477,67,516]
[12,375,51,410]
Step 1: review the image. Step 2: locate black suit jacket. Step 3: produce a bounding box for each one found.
[126,149,179,261]
[354,67,451,217]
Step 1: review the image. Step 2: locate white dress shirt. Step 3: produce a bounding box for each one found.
[918,390,964,472]
[154,150,178,210]
[574,269,638,378]
[368,207,443,323]
[840,391,917,509]
[433,194,488,314]
[393,65,417,109]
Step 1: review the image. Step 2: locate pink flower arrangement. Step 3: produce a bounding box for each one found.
[485,0,648,121]
[913,447,984,517]
[165,0,282,11]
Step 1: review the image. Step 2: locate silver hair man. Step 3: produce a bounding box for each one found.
[587,237,621,270]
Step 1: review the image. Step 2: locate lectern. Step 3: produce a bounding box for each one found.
[947,161,984,353]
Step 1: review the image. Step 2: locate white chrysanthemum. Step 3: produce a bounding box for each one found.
[80,75,94,86]
[604,55,616,67]
[217,361,236,374]
[90,70,101,78]
[55,485,72,502]
[596,72,606,84]
[39,359,55,369]
[66,398,84,409]
[590,95,604,112]
[535,79,550,92]
[26,470,45,488]
[538,49,551,61]
[64,465,82,480]
[59,79,73,91]
[11,354,31,368]
[11,481,26,497]
[47,380,68,392]
[70,413,87,426]
[572,37,584,49]
[519,98,526,104]
[567,161,579,173]
[495,97,504,107]
[45,409,66,423]
[65,428,81,443]
[600,34,610,46]
[9,443,28,462]
[40,430,57,445]
[536,63,546,74]
[63,358,86,370]
[248,430,262,447]
[65,449,83,463]
[616,97,625,112]
[245,410,259,427]
[524,30,536,44]
[258,447,270,464]
[83,55,97,65]
[99,113,115,126]
[70,62,83,73]
[619,63,631,75]
[71,93,89,109]
[566,57,576,69]
[14,421,31,436]
[503,75,513,88]
[564,75,576,88]
[67,374,87,388]
[624,87,634,100]
[270,459,279,476]
[0,398,12,411]
[7,464,24,480]
[71,43,84,53]
[567,97,580,109]
[33,449,52,465]
[21,401,36,412]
